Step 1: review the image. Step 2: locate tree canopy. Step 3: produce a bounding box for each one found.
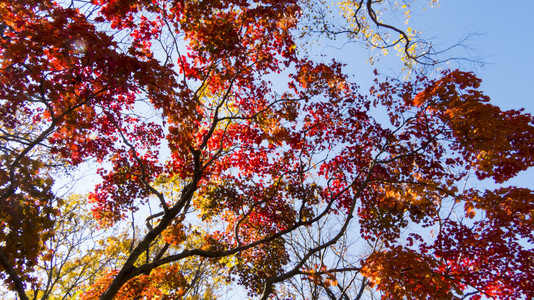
[1,0,533,299]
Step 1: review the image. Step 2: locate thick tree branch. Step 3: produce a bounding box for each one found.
[0,249,29,300]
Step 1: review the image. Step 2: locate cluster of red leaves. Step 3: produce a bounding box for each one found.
[356,71,534,299]
[0,0,174,283]
[413,71,534,183]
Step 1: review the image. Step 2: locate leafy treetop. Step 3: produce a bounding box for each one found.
[0,0,533,299]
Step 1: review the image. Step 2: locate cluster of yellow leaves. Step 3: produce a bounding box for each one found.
[334,0,435,64]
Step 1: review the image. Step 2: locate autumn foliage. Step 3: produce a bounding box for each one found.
[1,0,533,299]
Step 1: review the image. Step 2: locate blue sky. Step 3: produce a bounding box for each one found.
[418,0,534,113]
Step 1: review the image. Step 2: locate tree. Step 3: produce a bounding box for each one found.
[276,217,372,299]
[299,0,480,69]
[1,0,533,299]
[26,194,114,300]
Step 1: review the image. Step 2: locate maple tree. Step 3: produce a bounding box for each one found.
[1,0,534,299]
